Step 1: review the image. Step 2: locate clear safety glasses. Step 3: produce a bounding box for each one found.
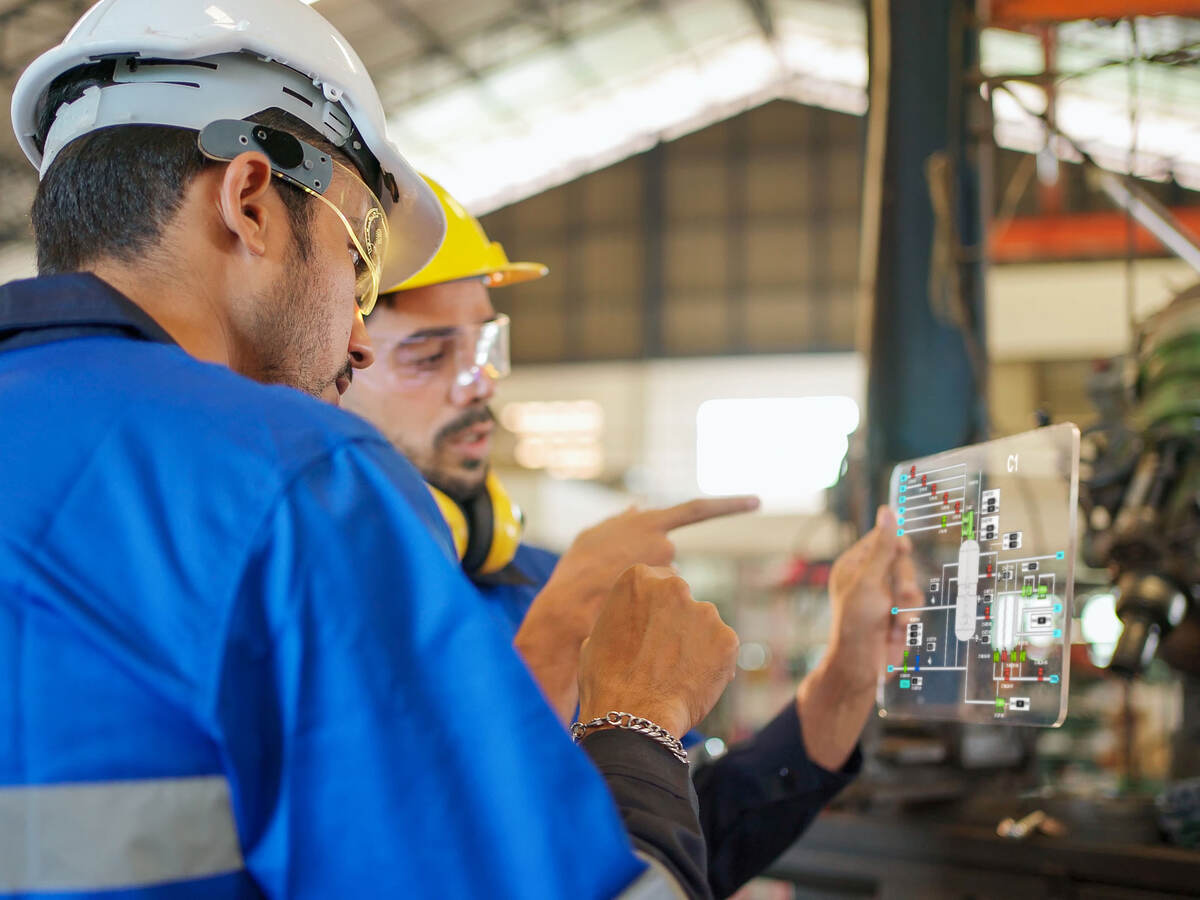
[197,120,389,315]
[288,161,389,315]
[385,314,511,394]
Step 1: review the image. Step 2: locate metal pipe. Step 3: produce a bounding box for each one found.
[1094,171,1200,275]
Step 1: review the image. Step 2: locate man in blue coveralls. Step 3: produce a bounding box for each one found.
[0,1,823,897]
[345,180,923,898]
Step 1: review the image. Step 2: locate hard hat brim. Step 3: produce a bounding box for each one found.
[482,262,551,289]
[386,261,549,295]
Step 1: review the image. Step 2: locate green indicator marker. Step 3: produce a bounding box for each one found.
[961,509,975,541]
[995,698,1005,710]
[1023,585,1033,597]
[941,515,947,527]
[993,651,1000,662]
[1038,585,1049,598]
[1021,650,1028,662]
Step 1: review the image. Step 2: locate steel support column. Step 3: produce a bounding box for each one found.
[642,143,666,358]
[860,0,987,516]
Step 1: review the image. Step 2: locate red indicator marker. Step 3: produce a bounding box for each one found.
[943,492,949,504]
[931,482,937,494]
[987,563,993,575]
[955,501,961,514]
[921,475,927,486]
[1038,667,1045,682]
[910,465,916,477]
[985,605,990,619]
[1001,650,1008,662]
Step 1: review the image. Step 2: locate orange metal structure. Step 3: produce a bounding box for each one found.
[991,208,1200,262]
[992,0,1200,24]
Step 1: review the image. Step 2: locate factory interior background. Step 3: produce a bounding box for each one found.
[2,0,1198,896]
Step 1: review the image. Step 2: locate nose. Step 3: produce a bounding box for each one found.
[449,366,497,407]
[348,308,375,370]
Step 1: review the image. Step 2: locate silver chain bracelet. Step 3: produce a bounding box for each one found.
[570,711,689,765]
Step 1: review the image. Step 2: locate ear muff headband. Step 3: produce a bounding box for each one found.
[428,485,469,561]
[479,470,522,576]
[427,471,523,577]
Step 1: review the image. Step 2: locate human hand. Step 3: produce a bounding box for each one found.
[793,506,921,770]
[823,506,921,690]
[578,564,739,740]
[537,495,760,643]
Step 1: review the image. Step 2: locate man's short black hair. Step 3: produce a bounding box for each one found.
[30,61,345,275]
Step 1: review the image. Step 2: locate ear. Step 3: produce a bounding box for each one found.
[214,151,277,257]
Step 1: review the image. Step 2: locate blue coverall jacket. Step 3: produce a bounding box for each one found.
[0,274,679,899]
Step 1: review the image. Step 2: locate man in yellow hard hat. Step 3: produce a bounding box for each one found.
[344,178,762,716]
[343,178,918,899]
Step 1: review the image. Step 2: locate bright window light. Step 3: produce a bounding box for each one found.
[696,396,859,513]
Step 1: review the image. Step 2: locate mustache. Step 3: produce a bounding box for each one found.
[320,358,353,396]
[434,406,495,448]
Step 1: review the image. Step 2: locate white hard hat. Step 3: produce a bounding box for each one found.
[10,0,444,289]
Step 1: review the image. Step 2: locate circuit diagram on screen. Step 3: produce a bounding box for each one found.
[878,425,1079,727]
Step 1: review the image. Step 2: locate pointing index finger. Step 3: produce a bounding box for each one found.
[653,495,761,531]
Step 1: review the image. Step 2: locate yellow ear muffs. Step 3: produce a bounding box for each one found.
[478,470,522,576]
[428,484,469,562]
[426,471,523,577]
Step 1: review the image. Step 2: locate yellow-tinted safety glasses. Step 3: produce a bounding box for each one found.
[198,120,389,315]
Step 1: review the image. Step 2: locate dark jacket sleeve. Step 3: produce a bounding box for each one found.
[580,729,713,900]
[692,702,862,898]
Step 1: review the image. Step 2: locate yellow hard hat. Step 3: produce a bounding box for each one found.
[384,176,548,294]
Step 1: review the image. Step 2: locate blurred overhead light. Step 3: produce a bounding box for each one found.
[502,400,606,481]
[696,396,859,514]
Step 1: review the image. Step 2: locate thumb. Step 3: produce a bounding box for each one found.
[861,506,902,580]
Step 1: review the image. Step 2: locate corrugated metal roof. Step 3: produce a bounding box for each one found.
[0,0,1198,254]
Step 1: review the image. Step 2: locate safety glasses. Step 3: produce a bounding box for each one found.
[290,162,389,315]
[197,120,390,315]
[384,314,511,393]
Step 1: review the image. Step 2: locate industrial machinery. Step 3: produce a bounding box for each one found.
[1079,286,1200,839]
[1080,285,1200,686]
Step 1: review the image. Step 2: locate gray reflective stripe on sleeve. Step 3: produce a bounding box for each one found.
[0,775,244,893]
[618,852,689,900]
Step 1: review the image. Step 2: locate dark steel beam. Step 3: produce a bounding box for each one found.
[564,178,586,359]
[742,0,776,41]
[374,0,643,107]
[725,115,749,353]
[378,1,525,122]
[516,0,604,88]
[860,0,988,517]
[807,110,832,350]
[641,142,666,358]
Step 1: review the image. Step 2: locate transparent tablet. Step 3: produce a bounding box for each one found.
[876,424,1080,727]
